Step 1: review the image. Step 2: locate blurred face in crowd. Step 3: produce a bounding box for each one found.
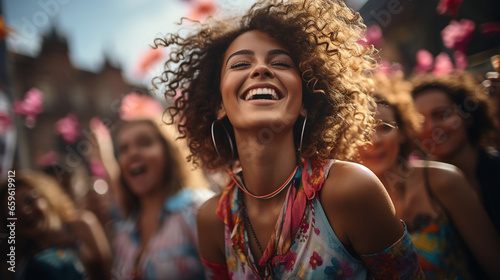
[219,30,304,131]
[117,122,167,198]
[413,89,469,160]
[359,105,402,178]
[14,185,58,239]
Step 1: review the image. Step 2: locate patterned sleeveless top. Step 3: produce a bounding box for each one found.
[410,214,474,280]
[207,158,423,279]
[113,188,213,280]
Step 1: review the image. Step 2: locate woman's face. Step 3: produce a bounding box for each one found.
[13,185,54,239]
[413,89,469,160]
[117,122,167,197]
[219,30,304,132]
[359,106,402,178]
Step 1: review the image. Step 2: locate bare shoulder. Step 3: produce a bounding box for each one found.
[411,159,463,175]
[411,159,468,194]
[321,160,390,207]
[319,160,402,254]
[197,193,223,224]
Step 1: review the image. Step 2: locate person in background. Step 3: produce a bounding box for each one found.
[359,72,500,279]
[483,55,500,149]
[154,0,424,278]
[411,72,500,234]
[0,170,112,280]
[110,118,213,280]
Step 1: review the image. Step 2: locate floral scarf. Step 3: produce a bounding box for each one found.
[216,157,330,277]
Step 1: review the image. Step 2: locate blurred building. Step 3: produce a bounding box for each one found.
[359,0,500,75]
[9,27,147,170]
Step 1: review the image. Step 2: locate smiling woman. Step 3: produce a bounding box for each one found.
[217,30,305,135]
[153,0,424,279]
[110,119,214,280]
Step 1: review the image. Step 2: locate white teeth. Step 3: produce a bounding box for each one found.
[244,88,279,100]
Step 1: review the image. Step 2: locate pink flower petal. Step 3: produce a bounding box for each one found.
[119,92,164,121]
[56,113,80,144]
[413,49,434,74]
[134,47,167,78]
[480,22,500,37]
[188,0,217,21]
[437,0,463,18]
[13,87,44,127]
[441,19,475,52]
[453,50,468,71]
[359,25,383,48]
[433,52,454,76]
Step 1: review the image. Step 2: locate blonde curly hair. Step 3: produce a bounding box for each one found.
[0,170,77,222]
[153,0,377,169]
[372,72,423,158]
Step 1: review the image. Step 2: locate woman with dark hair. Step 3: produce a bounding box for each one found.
[111,118,213,279]
[411,72,500,234]
[359,72,500,279]
[154,0,423,278]
[0,171,112,280]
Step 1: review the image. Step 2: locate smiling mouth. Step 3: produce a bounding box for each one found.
[243,88,280,101]
[129,164,147,177]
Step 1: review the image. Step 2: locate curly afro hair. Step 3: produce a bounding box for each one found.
[153,0,378,169]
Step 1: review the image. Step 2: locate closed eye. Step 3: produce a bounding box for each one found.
[230,61,251,69]
[271,60,292,67]
[117,144,128,156]
[431,109,450,121]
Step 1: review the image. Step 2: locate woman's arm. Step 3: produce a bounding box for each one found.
[320,161,423,279]
[196,194,230,280]
[428,162,500,279]
[69,210,112,280]
[89,119,125,214]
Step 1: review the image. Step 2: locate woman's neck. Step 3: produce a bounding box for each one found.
[137,189,171,245]
[378,163,408,195]
[139,189,170,216]
[438,143,479,190]
[234,129,298,206]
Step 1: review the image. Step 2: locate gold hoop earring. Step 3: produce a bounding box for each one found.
[211,120,235,162]
[299,115,307,154]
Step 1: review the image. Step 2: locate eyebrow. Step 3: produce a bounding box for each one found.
[431,106,452,112]
[225,49,293,66]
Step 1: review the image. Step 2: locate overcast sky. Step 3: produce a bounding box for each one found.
[3,0,367,85]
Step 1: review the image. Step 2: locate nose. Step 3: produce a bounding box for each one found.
[370,132,381,145]
[250,64,275,79]
[118,145,140,165]
[420,117,435,137]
